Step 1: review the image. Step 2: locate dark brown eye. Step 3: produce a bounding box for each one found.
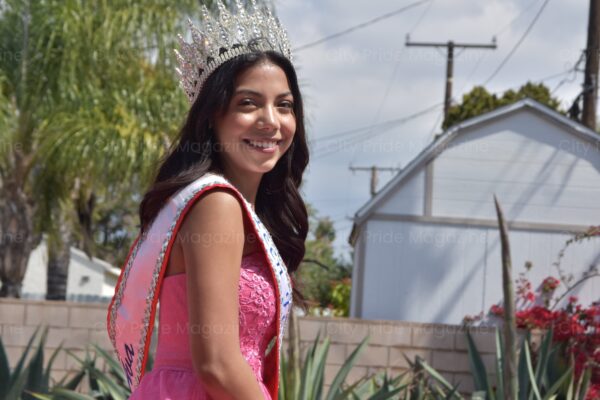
[239,99,255,106]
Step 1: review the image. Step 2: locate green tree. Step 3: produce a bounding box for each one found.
[0,0,220,298]
[442,81,563,130]
[298,204,353,313]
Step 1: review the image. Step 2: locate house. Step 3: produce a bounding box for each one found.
[348,98,600,324]
[22,237,120,302]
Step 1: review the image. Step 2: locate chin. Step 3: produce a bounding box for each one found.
[252,157,281,172]
[255,163,278,174]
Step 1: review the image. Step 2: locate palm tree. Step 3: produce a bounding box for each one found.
[0,0,59,298]
[0,0,212,298]
[0,0,270,299]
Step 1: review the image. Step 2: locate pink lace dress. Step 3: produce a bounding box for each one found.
[129,251,277,399]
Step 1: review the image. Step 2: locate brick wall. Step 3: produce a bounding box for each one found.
[0,298,112,385]
[283,316,502,394]
[1,299,505,395]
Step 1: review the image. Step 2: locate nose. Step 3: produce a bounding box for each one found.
[258,104,279,132]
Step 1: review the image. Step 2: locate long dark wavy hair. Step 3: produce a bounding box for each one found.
[139,47,309,312]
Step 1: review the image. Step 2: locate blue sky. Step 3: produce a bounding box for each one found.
[274,0,589,262]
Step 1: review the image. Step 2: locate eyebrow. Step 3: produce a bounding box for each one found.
[234,89,293,98]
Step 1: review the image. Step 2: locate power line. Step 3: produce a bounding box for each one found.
[455,14,529,98]
[406,38,497,122]
[483,0,551,85]
[427,2,542,139]
[550,53,584,95]
[312,102,442,157]
[495,0,544,36]
[310,119,406,145]
[538,66,581,83]
[311,100,441,145]
[437,0,549,129]
[350,0,436,166]
[435,0,553,136]
[365,0,437,125]
[312,122,400,159]
[349,165,402,196]
[312,102,443,160]
[293,0,431,52]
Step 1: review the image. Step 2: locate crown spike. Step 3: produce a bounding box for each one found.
[216,1,228,15]
[200,5,211,21]
[235,0,246,18]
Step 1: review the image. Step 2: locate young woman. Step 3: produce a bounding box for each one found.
[107,3,309,399]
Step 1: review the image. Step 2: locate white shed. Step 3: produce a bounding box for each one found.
[22,236,120,302]
[348,98,600,324]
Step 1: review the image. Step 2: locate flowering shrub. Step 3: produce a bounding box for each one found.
[483,290,600,398]
[463,225,600,399]
[466,276,600,398]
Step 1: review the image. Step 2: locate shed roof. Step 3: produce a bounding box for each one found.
[348,98,600,245]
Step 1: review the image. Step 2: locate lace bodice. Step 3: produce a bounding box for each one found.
[238,251,278,377]
[153,251,277,382]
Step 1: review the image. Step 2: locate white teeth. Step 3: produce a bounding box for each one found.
[247,140,278,149]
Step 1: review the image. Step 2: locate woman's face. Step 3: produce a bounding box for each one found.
[213,60,296,179]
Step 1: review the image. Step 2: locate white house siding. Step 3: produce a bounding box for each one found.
[355,219,600,324]
[67,250,108,297]
[22,238,117,302]
[356,219,487,323]
[431,109,600,225]
[102,274,119,297]
[377,169,426,215]
[484,228,600,312]
[21,243,49,296]
[349,227,364,318]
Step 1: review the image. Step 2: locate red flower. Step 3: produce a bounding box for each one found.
[586,383,600,400]
[490,304,504,317]
[515,306,556,329]
[542,276,560,293]
[478,274,599,393]
[526,292,536,302]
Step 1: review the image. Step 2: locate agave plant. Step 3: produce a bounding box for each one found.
[279,329,402,399]
[279,327,468,400]
[0,326,64,400]
[488,197,593,400]
[400,355,464,400]
[0,323,140,400]
[465,319,593,399]
[29,341,157,400]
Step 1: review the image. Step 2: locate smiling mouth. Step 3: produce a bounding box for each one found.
[243,139,281,149]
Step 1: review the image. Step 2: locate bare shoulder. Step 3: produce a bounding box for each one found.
[179,187,245,239]
[175,187,247,275]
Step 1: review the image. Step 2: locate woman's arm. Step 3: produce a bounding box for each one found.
[178,188,267,400]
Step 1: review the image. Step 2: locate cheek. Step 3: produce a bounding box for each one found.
[218,114,253,139]
[281,119,296,154]
[283,116,296,139]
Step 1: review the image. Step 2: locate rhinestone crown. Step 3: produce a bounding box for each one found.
[174,0,292,105]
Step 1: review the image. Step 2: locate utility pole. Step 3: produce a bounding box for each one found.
[405,35,497,124]
[582,0,600,130]
[349,165,402,197]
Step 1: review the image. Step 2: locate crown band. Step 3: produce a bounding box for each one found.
[174,0,292,105]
